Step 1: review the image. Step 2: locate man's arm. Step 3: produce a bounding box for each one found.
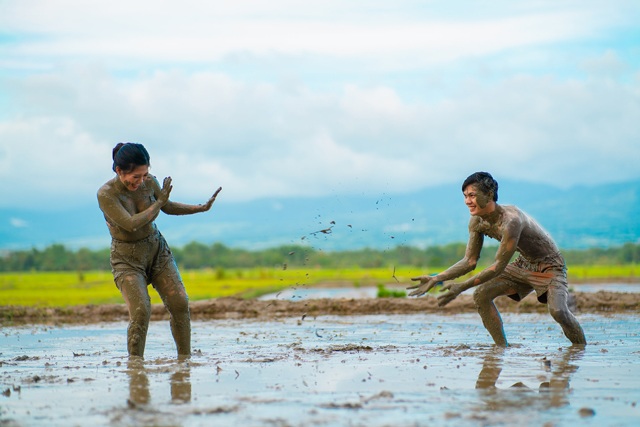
[407,225,484,297]
[437,217,522,306]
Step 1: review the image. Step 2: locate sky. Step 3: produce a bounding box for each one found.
[1,0,639,210]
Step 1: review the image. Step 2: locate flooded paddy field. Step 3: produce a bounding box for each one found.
[2,310,639,427]
[259,282,640,301]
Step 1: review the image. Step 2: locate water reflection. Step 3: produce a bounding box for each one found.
[125,358,192,406]
[170,363,192,404]
[126,358,150,406]
[475,346,584,412]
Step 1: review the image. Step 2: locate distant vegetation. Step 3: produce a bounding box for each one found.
[2,264,638,308]
[0,241,639,272]
[1,267,424,307]
[2,243,639,307]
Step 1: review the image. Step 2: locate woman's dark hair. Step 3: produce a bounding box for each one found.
[462,171,499,202]
[112,143,151,173]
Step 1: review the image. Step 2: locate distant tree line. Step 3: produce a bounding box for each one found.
[1,241,639,273]
[0,245,112,272]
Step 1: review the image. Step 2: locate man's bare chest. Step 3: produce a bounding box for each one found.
[475,219,503,241]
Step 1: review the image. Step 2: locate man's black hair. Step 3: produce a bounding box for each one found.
[462,172,498,202]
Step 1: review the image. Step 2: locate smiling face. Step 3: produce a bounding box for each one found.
[463,184,494,216]
[116,164,149,192]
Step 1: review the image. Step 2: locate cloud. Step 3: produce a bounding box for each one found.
[2,64,638,209]
[10,218,29,228]
[0,1,638,209]
[0,115,110,206]
[581,50,630,78]
[0,1,621,71]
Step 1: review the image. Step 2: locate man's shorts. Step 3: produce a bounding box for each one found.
[500,255,568,304]
[110,230,178,287]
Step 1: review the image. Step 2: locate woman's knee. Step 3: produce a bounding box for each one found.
[158,280,189,316]
[165,293,189,316]
[120,275,152,322]
[154,274,190,316]
[130,301,152,325]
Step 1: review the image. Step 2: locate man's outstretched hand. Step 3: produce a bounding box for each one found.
[407,275,441,297]
[408,275,469,306]
[436,282,467,306]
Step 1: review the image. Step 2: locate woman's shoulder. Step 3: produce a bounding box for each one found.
[97,178,117,198]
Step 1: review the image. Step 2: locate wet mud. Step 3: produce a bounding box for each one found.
[2,290,639,325]
[1,312,639,426]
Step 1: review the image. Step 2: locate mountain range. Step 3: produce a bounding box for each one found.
[1,179,638,252]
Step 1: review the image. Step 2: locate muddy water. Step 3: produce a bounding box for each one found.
[259,283,640,301]
[1,313,639,427]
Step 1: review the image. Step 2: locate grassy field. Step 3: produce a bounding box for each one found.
[0,265,638,307]
[0,267,420,307]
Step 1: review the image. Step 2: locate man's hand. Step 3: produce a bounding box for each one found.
[407,275,442,297]
[158,177,173,205]
[201,186,222,212]
[436,281,467,307]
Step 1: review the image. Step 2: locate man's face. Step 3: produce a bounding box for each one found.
[463,184,493,216]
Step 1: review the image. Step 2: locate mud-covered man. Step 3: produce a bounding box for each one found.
[407,172,586,347]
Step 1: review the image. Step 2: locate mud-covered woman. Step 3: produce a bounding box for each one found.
[97,143,221,358]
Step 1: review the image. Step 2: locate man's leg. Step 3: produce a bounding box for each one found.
[153,265,191,357]
[473,279,520,347]
[117,273,152,357]
[475,347,505,389]
[547,284,587,345]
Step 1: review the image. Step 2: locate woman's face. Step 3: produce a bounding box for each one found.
[117,164,149,192]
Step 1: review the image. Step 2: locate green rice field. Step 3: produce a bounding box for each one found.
[0,265,638,307]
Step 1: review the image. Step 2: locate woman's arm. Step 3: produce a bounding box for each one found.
[98,191,164,232]
[162,186,222,216]
[97,177,172,233]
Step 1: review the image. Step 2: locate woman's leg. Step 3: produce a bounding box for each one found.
[126,358,150,405]
[117,273,152,357]
[153,264,191,357]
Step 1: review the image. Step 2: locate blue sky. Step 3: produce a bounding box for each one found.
[1,0,639,210]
